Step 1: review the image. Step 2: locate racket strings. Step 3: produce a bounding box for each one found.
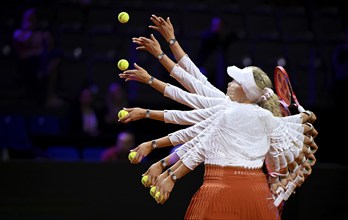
[276,73,291,106]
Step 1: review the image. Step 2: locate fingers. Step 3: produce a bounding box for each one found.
[306,153,316,166]
[303,135,318,153]
[151,14,163,25]
[132,36,151,47]
[304,122,318,138]
[133,153,144,164]
[301,163,312,177]
[158,16,166,24]
[150,33,157,42]
[134,62,143,70]
[166,16,172,25]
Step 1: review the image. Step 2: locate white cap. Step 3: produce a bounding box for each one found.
[227,65,262,102]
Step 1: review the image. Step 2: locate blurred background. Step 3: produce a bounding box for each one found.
[0,0,347,219]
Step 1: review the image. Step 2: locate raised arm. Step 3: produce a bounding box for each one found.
[120,63,226,109]
[132,26,222,96]
[149,14,220,93]
[128,107,223,164]
[119,104,223,125]
[149,14,185,63]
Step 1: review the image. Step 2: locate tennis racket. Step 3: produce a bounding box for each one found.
[274,66,305,116]
[273,66,308,207]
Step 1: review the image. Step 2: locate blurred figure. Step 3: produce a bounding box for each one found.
[332,29,348,108]
[13,7,64,107]
[100,82,130,136]
[100,131,135,162]
[103,82,128,126]
[66,84,102,138]
[195,17,239,90]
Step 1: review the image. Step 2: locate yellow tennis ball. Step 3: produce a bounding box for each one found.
[118,109,128,119]
[128,151,136,162]
[155,191,163,202]
[150,186,156,197]
[141,175,149,186]
[118,12,129,23]
[117,59,129,71]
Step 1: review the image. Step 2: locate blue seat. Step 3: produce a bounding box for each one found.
[46,145,80,161]
[0,115,31,150]
[82,147,106,162]
[29,115,62,136]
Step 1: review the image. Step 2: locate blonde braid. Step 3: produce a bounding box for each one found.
[251,67,282,117]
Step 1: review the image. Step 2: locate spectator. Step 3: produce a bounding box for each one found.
[100,82,129,136]
[13,7,64,107]
[100,131,135,162]
[66,84,103,138]
[104,82,128,126]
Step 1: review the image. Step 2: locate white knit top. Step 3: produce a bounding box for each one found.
[160,55,304,171]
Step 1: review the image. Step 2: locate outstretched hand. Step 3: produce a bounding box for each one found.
[132,34,162,57]
[118,107,146,123]
[119,63,151,84]
[153,175,175,204]
[149,14,175,41]
[129,141,154,164]
[142,161,165,187]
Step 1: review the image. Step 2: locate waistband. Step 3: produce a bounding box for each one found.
[204,164,265,179]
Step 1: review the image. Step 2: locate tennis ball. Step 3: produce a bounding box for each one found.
[128,151,136,162]
[118,12,129,23]
[141,175,149,186]
[155,191,163,202]
[150,186,156,197]
[118,109,128,119]
[117,59,129,71]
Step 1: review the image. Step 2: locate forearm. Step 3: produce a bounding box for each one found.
[168,109,221,145]
[146,76,167,94]
[164,83,226,109]
[164,105,222,125]
[146,109,165,122]
[168,40,186,62]
[157,52,176,75]
[153,136,174,149]
[171,162,192,180]
[170,64,225,97]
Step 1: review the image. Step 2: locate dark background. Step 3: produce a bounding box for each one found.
[1,0,347,219]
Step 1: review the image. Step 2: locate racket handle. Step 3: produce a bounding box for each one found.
[274,187,285,207]
[273,175,302,207]
[297,105,305,113]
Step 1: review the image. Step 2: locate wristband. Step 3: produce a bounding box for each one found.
[151,140,158,149]
[160,159,167,168]
[305,122,313,132]
[168,38,177,46]
[157,52,165,60]
[171,172,178,182]
[303,110,312,117]
[147,76,155,85]
[145,109,150,118]
[167,168,178,182]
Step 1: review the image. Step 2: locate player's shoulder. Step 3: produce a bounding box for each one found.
[255,106,274,119]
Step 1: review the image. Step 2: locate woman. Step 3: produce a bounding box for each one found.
[118,15,318,219]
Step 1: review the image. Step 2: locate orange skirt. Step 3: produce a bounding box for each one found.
[184,165,281,220]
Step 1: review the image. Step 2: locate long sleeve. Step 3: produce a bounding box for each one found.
[164,105,223,125]
[176,55,212,88]
[265,116,307,176]
[279,114,302,123]
[164,83,228,109]
[170,60,225,97]
[167,108,223,145]
[180,141,205,170]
